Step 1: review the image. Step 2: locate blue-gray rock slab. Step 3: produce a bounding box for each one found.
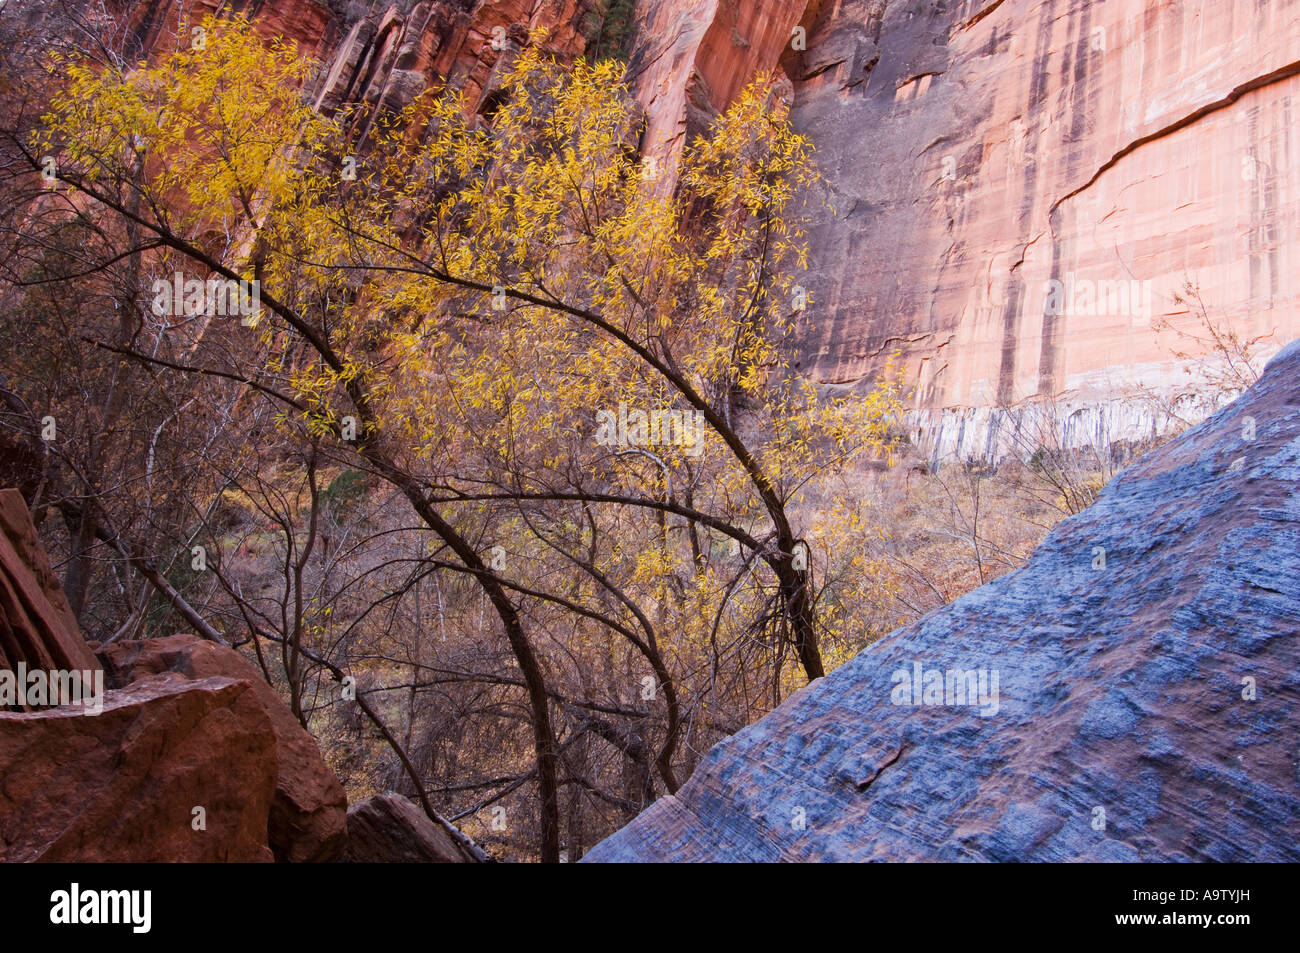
[584,342,1300,862]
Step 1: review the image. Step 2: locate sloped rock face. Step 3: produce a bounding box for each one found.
[98,634,348,863]
[0,488,101,679]
[342,792,470,862]
[783,0,1300,456]
[0,675,278,862]
[585,339,1300,862]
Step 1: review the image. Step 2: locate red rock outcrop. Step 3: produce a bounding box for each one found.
[123,0,341,61]
[0,488,100,690]
[623,0,806,176]
[342,792,472,862]
[308,0,805,173]
[98,634,348,863]
[312,0,593,133]
[0,674,278,862]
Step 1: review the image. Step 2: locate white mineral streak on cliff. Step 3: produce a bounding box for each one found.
[785,0,1300,459]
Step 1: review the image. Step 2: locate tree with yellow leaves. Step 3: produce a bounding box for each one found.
[12,14,904,861]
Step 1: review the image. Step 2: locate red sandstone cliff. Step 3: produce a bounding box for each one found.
[783,0,1300,459]
[100,0,1300,458]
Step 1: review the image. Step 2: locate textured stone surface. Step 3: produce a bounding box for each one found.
[0,674,277,862]
[624,0,805,177]
[586,338,1300,862]
[311,0,593,132]
[308,0,804,175]
[0,491,278,861]
[783,0,1300,456]
[98,634,348,863]
[298,0,1300,457]
[125,0,340,60]
[0,488,100,680]
[342,792,471,862]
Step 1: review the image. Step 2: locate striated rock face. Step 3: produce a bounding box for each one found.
[124,0,341,60]
[0,675,279,862]
[98,634,348,863]
[783,0,1300,456]
[342,792,472,862]
[624,0,806,175]
[311,0,594,132]
[0,488,101,680]
[293,0,1300,458]
[585,338,1300,862]
[304,0,808,175]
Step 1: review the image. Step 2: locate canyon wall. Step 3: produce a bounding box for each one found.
[125,0,342,58]
[622,0,806,175]
[310,0,594,132]
[782,0,1300,461]
[122,0,1300,460]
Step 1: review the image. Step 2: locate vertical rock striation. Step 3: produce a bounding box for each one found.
[623,0,807,176]
[783,0,1300,457]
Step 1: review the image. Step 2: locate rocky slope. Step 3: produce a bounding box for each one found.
[585,335,1300,862]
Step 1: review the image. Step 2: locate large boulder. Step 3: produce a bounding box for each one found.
[0,486,344,863]
[97,634,348,863]
[0,674,277,862]
[0,491,281,861]
[342,793,472,863]
[586,339,1300,862]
